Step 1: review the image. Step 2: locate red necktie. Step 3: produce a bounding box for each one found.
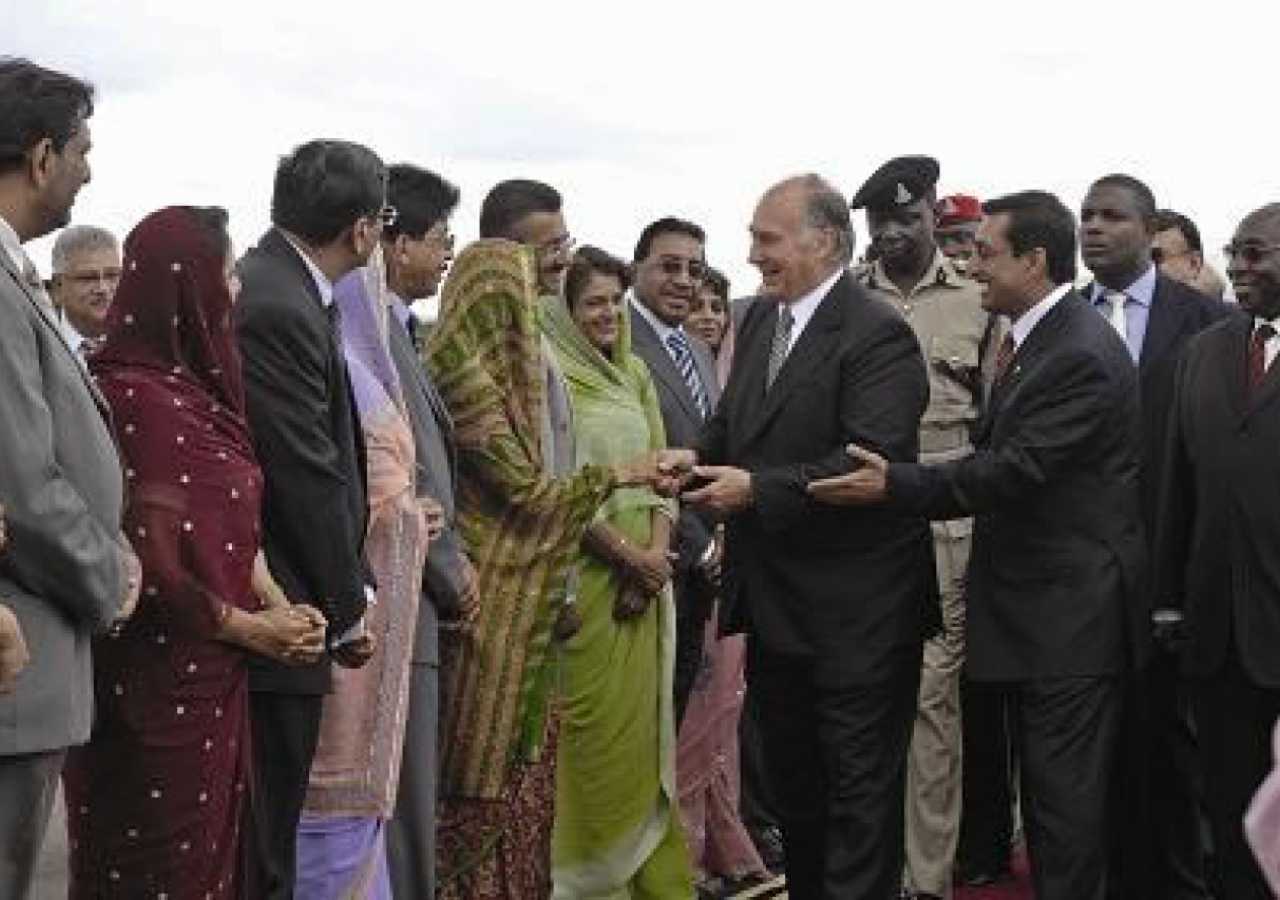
[1249,322,1275,390]
[993,333,1016,385]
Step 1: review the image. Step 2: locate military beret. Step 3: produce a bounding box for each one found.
[850,155,940,210]
[936,193,983,228]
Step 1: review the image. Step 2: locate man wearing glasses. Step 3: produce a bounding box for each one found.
[627,217,720,724]
[479,178,575,297]
[234,138,387,899]
[1156,203,1280,899]
[48,224,120,358]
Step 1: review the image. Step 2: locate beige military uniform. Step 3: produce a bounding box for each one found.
[858,250,996,898]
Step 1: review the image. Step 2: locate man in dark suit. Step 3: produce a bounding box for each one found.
[665,174,936,899]
[812,190,1143,900]
[1155,202,1280,899]
[627,216,721,724]
[1078,173,1226,900]
[234,139,386,899]
[377,162,475,900]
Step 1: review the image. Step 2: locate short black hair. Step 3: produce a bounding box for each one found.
[565,245,630,311]
[701,266,730,300]
[479,179,561,239]
[983,190,1077,284]
[633,217,705,263]
[270,139,387,246]
[1151,208,1202,254]
[186,206,232,262]
[385,164,459,240]
[0,58,95,177]
[1090,173,1158,222]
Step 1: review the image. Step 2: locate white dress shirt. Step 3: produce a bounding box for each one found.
[1256,316,1280,372]
[777,267,843,357]
[282,234,334,306]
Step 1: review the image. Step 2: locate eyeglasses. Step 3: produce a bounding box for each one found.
[535,234,576,259]
[378,205,399,228]
[655,257,706,281]
[1223,243,1280,264]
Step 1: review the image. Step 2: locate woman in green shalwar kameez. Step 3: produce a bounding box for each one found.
[545,247,694,898]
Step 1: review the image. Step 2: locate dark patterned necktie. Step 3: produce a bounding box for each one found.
[665,330,710,418]
[1249,322,1275,390]
[992,333,1016,386]
[766,305,795,390]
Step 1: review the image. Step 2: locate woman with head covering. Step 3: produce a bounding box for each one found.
[674,265,774,896]
[544,245,695,896]
[294,251,433,899]
[426,239,669,899]
[63,206,327,899]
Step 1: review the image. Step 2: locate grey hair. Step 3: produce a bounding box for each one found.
[796,174,855,266]
[51,224,118,273]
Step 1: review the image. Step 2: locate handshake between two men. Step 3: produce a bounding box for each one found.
[617,444,889,514]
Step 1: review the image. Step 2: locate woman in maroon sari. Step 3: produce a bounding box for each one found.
[63,206,326,899]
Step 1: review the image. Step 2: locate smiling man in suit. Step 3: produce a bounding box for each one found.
[1156,203,1280,899]
[0,57,141,900]
[811,190,1144,900]
[627,216,721,724]
[1078,173,1226,900]
[234,139,386,899]
[667,174,936,899]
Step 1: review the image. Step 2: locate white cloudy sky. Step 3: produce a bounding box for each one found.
[12,0,1280,299]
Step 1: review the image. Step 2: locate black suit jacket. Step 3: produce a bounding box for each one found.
[1084,275,1227,558]
[889,291,1145,681]
[1155,314,1280,687]
[630,304,721,574]
[698,272,937,684]
[235,229,370,694]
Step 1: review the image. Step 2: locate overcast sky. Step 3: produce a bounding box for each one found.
[12,0,1280,301]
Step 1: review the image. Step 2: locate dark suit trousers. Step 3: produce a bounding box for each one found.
[748,642,920,900]
[673,570,713,727]
[1005,676,1120,900]
[386,660,439,898]
[957,678,1015,876]
[0,749,64,900]
[248,691,323,900]
[1190,652,1280,900]
[1107,652,1210,900]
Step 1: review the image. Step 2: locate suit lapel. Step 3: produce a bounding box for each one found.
[737,278,844,450]
[979,292,1079,441]
[0,253,111,417]
[1139,277,1187,375]
[630,306,703,421]
[1240,317,1280,420]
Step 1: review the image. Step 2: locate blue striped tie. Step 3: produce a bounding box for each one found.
[665,330,710,419]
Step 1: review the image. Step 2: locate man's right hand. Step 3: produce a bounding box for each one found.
[0,603,29,694]
[114,543,143,626]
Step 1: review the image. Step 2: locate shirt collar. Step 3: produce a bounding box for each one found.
[281,233,334,307]
[783,266,843,322]
[0,213,27,274]
[1011,282,1073,348]
[1088,264,1157,308]
[388,290,412,327]
[630,291,684,344]
[867,249,961,298]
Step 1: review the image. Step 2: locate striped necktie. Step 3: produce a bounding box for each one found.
[665,330,710,419]
[766,305,795,390]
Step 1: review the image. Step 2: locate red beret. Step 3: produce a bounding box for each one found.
[935,194,983,227]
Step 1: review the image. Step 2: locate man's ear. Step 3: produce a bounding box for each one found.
[27,138,56,190]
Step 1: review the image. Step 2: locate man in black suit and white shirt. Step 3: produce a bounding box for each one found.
[234,139,386,899]
[627,216,721,723]
[1078,173,1225,900]
[813,190,1144,900]
[1155,202,1280,900]
[666,174,937,899]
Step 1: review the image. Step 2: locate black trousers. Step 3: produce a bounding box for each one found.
[739,654,781,835]
[1190,654,1280,900]
[673,570,713,727]
[248,691,323,900]
[1107,651,1210,900]
[957,677,1016,877]
[1003,675,1120,900]
[748,642,920,900]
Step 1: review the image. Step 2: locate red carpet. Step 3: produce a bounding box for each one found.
[954,851,1034,900]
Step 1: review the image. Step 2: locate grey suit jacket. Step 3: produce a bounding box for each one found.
[0,250,127,755]
[388,311,462,665]
[629,302,722,571]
